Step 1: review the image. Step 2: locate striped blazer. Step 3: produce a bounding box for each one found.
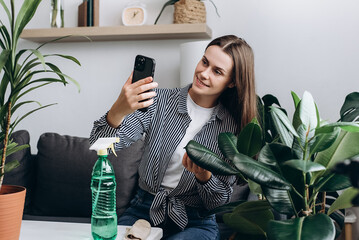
[90,84,237,230]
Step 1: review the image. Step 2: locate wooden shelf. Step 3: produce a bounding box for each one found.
[20,23,212,43]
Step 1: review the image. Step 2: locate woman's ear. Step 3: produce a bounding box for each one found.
[228,82,235,88]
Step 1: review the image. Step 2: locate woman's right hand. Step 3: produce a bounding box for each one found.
[106,73,158,128]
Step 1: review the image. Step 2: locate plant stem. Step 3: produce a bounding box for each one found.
[0,101,12,191]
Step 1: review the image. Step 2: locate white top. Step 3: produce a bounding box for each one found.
[161,94,214,189]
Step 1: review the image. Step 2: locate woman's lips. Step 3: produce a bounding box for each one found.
[196,76,209,87]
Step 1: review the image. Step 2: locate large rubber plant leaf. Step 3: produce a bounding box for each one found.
[316,122,359,134]
[185,140,238,175]
[218,132,238,160]
[223,200,273,236]
[314,131,359,175]
[291,91,301,108]
[292,124,313,160]
[237,119,262,157]
[310,126,340,156]
[262,187,295,215]
[207,200,246,215]
[13,0,42,44]
[258,143,304,213]
[314,173,351,192]
[232,152,291,190]
[283,160,325,173]
[327,187,359,215]
[267,213,335,240]
[299,91,318,132]
[270,107,294,147]
[340,92,359,122]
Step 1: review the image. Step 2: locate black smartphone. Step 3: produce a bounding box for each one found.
[132,55,156,112]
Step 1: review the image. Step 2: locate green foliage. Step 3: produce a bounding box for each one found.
[0,0,80,187]
[185,90,359,239]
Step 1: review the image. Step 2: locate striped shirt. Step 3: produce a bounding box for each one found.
[90,84,237,230]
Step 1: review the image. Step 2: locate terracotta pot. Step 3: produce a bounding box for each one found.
[0,185,26,240]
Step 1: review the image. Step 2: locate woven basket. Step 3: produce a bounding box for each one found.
[174,0,206,24]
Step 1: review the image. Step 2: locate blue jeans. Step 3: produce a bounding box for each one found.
[118,188,220,240]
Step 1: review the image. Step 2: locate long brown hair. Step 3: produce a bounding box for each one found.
[206,35,257,134]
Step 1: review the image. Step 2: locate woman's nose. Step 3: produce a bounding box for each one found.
[200,67,210,79]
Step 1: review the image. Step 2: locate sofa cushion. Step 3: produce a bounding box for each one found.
[2,130,34,213]
[31,133,144,218]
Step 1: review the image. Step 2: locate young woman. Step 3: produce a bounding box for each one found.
[90,35,257,239]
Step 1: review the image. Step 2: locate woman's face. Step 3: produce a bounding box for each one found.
[190,45,234,107]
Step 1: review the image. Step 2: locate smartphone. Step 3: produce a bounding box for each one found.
[132,55,156,112]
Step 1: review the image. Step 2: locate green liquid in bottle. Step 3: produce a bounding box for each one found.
[91,156,117,240]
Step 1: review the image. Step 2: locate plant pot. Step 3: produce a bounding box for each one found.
[174,0,206,24]
[0,185,26,240]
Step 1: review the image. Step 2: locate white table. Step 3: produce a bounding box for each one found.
[20,220,163,240]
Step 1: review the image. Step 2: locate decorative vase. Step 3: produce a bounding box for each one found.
[174,0,206,24]
[50,0,64,28]
[0,185,26,240]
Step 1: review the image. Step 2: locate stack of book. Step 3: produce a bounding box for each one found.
[78,0,99,27]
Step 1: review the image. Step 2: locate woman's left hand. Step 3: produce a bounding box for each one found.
[182,152,212,184]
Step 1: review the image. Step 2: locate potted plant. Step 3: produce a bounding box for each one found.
[0,0,80,239]
[154,0,219,24]
[185,91,359,240]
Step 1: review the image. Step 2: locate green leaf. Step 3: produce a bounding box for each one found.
[248,179,262,195]
[310,127,340,155]
[262,94,281,107]
[262,187,295,215]
[13,0,42,44]
[223,200,273,236]
[328,187,359,215]
[314,131,359,171]
[340,92,359,122]
[218,132,238,160]
[291,91,301,108]
[315,173,352,192]
[29,49,46,70]
[270,106,299,137]
[267,214,335,240]
[11,103,57,130]
[185,140,239,175]
[45,54,81,66]
[237,120,262,157]
[207,200,246,215]
[316,122,359,134]
[283,159,325,173]
[0,0,11,25]
[299,91,318,132]
[0,49,10,72]
[4,160,20,173]
[270,108,294,147]
[232,152,291,190]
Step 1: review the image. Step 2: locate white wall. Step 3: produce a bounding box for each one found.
[2,0,359,151]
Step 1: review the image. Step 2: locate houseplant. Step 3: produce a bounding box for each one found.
[185,91,359,240]
[0,0,80,238]
[154,0,219,24]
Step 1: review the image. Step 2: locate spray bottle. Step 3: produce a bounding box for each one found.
[90,137,119,240]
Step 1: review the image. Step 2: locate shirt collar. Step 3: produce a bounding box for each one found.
[178,84,226,121]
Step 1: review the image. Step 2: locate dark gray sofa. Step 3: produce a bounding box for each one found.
[4,130,250,239]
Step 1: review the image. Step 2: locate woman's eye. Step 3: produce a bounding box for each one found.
[202,59,208,65]
[215,70,222,75]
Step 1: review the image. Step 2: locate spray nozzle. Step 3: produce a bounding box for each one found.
[89,137,120,156]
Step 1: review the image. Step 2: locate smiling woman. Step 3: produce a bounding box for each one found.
[90,35,257,239]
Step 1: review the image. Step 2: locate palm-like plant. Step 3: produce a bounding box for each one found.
[185,91,359,240]
[0,0,80,190]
